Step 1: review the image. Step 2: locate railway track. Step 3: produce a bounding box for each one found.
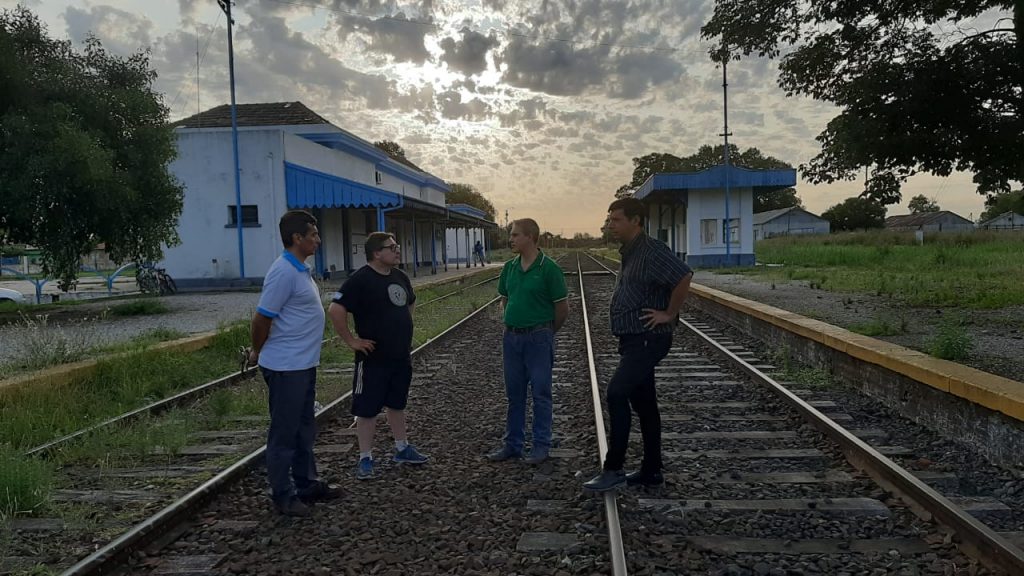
[578,251,1024,575]
[0,274,500,576]
[7,253,1023,575]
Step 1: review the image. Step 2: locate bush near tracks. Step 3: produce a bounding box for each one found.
[0,445,53,517]
[731,231,1024,309]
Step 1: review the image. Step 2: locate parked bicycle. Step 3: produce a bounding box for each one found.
[135,264,177,296]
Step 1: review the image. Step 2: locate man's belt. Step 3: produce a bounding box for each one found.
[506,322,553,334]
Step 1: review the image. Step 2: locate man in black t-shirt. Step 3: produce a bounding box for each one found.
[328,232,429,481]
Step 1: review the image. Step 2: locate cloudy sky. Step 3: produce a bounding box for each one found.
[4,0,1001,234]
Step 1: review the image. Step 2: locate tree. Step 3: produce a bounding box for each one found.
[374,140,406,159]
[446,182,496,221]
[757,187,803,213]
[907,195,941,214]
[702,0,1024,206]
[822,197,887,231]
[979,189,1024,221]
[618,144,803,212]
[0,7,183,289]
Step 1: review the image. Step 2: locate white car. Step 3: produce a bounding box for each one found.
[0,287,27,303]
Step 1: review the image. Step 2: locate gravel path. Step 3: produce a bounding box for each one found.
[0,292,260,370]
[694,271,1024,383]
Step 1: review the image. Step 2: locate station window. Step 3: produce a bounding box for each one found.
[723,218,740,244]
[227,205,259,227]
[701,219,717,246]
[375,170,383,185]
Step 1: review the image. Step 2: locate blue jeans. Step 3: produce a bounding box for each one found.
[262,367,319,504]
[502,328,555,453]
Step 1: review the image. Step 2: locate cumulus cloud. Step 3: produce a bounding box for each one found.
[64,5,153,56]
[440,28,498,75]
[336,12,433,64]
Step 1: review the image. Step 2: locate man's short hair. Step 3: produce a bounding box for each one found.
[608,198,646,226]
[365,231,396,261]
[279,210,317,248]
[511,218,540,242]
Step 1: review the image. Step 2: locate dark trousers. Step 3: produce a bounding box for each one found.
[262,367,318,503]
[603,332,672,472]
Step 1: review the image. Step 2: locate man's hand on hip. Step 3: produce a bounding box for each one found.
[641,308,675,329]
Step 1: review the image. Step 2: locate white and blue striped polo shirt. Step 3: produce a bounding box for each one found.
[256,251,325,371]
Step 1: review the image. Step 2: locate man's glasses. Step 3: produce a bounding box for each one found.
[381,243,401,252]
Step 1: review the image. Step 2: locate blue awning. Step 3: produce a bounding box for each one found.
[635,164,797,200]
[285,162,400,208]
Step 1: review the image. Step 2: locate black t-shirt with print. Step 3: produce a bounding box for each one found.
[333,265,416,362]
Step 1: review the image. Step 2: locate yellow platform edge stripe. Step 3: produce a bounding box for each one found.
[690,283,1024,422]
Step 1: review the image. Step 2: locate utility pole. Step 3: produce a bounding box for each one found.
[218,0,245,278]
[719,47,733,262]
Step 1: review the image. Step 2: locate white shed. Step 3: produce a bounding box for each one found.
[633,165,798,267]
[753,206,830,240]
[978,211,1024,231]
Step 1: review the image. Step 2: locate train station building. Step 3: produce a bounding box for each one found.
[633,164,797,267]
[163,102,496,287]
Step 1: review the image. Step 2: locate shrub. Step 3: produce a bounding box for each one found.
[0,445,53,517]
[929,317,973,361]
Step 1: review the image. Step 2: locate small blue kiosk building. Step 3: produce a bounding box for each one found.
[633,164,797,267]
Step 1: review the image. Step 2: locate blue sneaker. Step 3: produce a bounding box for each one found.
[355,457,375,480]
[393,444,429,464]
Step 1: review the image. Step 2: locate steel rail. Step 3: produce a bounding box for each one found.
[25,369,255,457]
[27,274,499,457]
[576,254,628,576]
[61,295,503,576]
[582,251,1024,574]
[679,315,1024,575]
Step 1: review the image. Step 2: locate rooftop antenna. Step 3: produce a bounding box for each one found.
[196,23,201,129]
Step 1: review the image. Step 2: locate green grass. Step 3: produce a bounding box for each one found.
[929,316,974,361]
[0,323,249,450]
[734,231,1024,309]
[108,299,168,316]
[849,315,909,337]
[0,445,54,517]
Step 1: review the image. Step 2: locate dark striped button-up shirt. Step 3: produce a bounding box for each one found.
[610,233,693,336]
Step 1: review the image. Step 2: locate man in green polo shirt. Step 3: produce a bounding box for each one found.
[487,218,569,464]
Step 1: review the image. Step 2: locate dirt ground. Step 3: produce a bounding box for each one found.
[693,271,1024,383]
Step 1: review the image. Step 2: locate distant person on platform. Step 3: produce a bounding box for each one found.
[474,240,488,266]
[249,209,341,517]
[583,198,693,492]
[328,232,429,481]
[487,218,568,464]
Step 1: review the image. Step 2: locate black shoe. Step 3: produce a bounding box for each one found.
[626,470,664,487]
[274,497,311,517]
[583,470,626,492]
[523,449,549,465]
[486,446,523,462]
[297,481,343,504]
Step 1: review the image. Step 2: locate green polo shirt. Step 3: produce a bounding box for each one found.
[498,251,568,328]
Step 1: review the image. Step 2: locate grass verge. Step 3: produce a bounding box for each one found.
[734,231,1024,309]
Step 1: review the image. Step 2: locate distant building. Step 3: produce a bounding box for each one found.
[978,211,1024,231]
[164,101,494,287]
[752,206,830,240]
[885,211,974,232]
[633,164,798,267]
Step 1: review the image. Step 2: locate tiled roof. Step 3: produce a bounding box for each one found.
[753,206,799,225]
[885,211,972,228]
[171,102,334,129]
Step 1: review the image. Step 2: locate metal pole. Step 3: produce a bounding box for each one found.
[722,50,732,264]
[220,0,245,279]
[412,219,418,278]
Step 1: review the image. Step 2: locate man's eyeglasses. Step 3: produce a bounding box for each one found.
[381,243,401,252]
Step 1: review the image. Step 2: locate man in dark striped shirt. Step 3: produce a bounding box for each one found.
[584,198,693,492]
